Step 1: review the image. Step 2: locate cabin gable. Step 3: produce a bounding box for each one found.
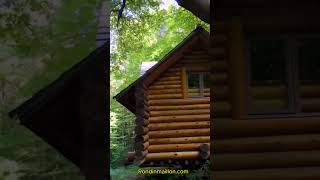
[115,27,212,166]
[136,57,211,165]
[114,26,210,112]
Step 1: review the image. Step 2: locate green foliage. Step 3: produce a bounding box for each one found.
[0,126,83,180]
[0,0,52,57]
[19,0,100,98]
[0,0,101,179]
[110,98,136,167]
[110,165,140,180]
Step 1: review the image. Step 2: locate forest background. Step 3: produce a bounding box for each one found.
[0,0,208,179]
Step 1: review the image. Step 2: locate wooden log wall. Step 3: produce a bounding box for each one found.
[210,18,320,180]
[212,117,320,180]
[251,85,288,112]
[300,84,320,112]
[134,82,150,165]
[209,23,232,119]
[140,44,213,166]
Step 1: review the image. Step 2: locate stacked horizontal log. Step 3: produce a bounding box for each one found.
[251,85,288,112]
[145,151,200,162]
[188,88,210,97]
[209,25,231,119]
[209,28,228,175]
[149,114,209,123]
[214,117,320,139]
[148,143,209,153]
[148,128,210,138]
[247,76,320,113]
[149,136,210,144]
[134,83,150,165]
[214,134,320,153]
[148,121,210,131]
[300,84,320,112]
[141,49,212,165]
[213,167,320,180]
[212,117,320,179]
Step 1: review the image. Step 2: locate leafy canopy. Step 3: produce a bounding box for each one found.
[111,0,208,92]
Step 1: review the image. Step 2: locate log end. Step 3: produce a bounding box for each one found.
[199,143,210,152]
[123,151,136,165]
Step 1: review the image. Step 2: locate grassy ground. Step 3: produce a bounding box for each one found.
[110,164,210,180]
[0,123,84,180]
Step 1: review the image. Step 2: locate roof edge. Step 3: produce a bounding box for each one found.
[9,42,109,121]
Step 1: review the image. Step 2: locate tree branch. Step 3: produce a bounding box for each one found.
[117,0,126,27]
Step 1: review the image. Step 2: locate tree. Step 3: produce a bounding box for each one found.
[115,0,210,24]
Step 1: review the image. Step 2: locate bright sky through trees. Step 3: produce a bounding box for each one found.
[160,0,178,9]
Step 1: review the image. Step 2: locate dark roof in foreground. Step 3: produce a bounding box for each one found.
[8,42,108,170]
[9,42,108,122]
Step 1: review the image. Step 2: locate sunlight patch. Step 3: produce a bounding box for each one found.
[160,0,179,10]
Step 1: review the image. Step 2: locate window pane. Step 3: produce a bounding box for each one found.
[188,73,200,97]
[249,38,289,113]
[298,38,320,113]
[203,73,210,89]
[298,38,320,82]
[250,39,287,84]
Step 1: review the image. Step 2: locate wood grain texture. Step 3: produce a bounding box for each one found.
[149,136,210,145]
[145,151,200,161]
[148,128,210,138]
[213,134,320,153]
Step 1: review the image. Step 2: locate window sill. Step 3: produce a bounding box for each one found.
[248,112,320,120]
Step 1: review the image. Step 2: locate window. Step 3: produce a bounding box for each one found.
[248,38,289,114]
[250,38,287,84]
[248,35,320,114]
[187,72,209,98]
[297,37,320,113]
[298,38,320,83]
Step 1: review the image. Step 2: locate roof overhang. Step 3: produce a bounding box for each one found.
[9,42,109,169]
[212,1,320,34]
[212,0,320,20]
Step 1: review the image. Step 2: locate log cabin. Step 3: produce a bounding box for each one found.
[114,26,211,167]
[8,2,109,180]
[210,0,320,179]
